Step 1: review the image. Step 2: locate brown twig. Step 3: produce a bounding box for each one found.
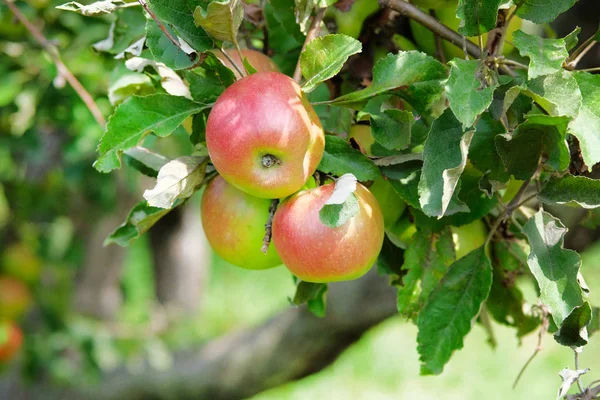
[261,199,279,254]
[219,48,246,77]
[5,0,106,127]
[429,9,447,63]
[513,304,549,389]
[485,177,532,245]
[566,34,598,70]
[293,7,327,83]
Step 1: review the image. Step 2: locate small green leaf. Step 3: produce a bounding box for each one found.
[495,115,570,180]
[301,34,362,93]
[563,27,580,51]
[318,135,380,181]
[193,0,244,43]
[95,94,208,173]
[554,302,592,347]
[522,210,585,327]
[539,175,600,209]
[371,109,414,151]
[445,59,499,128]
[147,0,213,52]
[397,229,455,318]
[331,51,447,114]
[513,30,569,79]
[57,0,132,15]
[105,201,173,246]
[381,161,423,210]
[517,0,578,24]
[468,113,509,182]
[418,109,474,218]
[184,52,236,104]
[319,193,359,228]
[568,72,600,168]
[146,18,196,70]
[456,0,503,37]
[123,147,170,178]
[292,281,328,318]
[417,246,492,375]
[107,71,154,106]
[525,70,582,118]
[143,156,208,209]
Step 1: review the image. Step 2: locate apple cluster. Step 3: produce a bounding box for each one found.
[0,243,39,364]
[201,50,385,283]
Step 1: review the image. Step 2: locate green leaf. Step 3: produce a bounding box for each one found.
[516,0,578,24]
[147,0,213,52]
[495,115,570,180]
[563,27,581,51]
[318,135,380,181]
[522,210,584,327]
[123,147,170,178]
[193,0,244,43]
[292,281,328,317]
[146,18,196,70]
[513,30,569,79]
[417,246,492,375]
[267,0,305,48]
[568,71,600,168]
[105,201,172,246]
[331,51,447,113]
[319,193,359,228]
[57,0,132,16]
[95,94,208,173]
[294,0,336,34]
[184,52,236,104]
[371,109,414,151]
[107,71,154,106]
[456,0,503,37]
[493,239,529,272]
[445,59,499,128]
[397,229,455,318]
[468,113,509,182]
[554,302,592,347]
[418,109,474,218]
[377,235,405,277]
[300,34,362,93]
[143,156,208,209]
[381,161,423,209]
[525,70,582,118]
[539,175,600,209]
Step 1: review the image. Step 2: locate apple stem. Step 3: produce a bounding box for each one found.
[261,199,280,254]
[261,154,281,168]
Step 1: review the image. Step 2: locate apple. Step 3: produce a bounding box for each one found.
[213,49,280,80]
[410,6,521,59]
[206,72,325,199]
[369,177,407,228]
[0,276,32,320]
[2,243,41,284]
[451,219,488,260]
[201,175,282,270]
[0,321,23,363]
[272,183,385,282]
[329,0,380,39]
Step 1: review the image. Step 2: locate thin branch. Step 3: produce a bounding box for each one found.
[493,1,523,57]
[485,177,532,245]
[429,9,447,63]
[138,0,178,47]
[261,199,279,254]
[5,0,106,127]
[575,350,585,393]
[502,59,529,70]
[513,304,549,389]
[566,33,598,70]
[379,0,481,58]
[219,48,245,77]
[293,7,327,83]
[578,66,600,73]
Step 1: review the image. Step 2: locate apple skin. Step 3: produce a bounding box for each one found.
[272,183,385,283]
[0,277,32,320]
[213,49,280,80]
[330,0,380,39]
[206,72,325,199]
[0,321,23,363]
[2,244,41,284]
[451,219,488,260]
[201,176,282,270]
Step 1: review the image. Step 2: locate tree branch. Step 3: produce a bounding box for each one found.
[293,7,327,83]
[0,269,397,400]
[4,0,106,127]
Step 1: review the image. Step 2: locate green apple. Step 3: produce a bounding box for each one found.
[329,0,380,39]
[0,276,32,320]
[369,177,407,228]
[451,219,488,260]
[201,176,281,270]
[2,243,41,284]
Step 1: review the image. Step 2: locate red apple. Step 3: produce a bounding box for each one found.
[206,72,325,199]
[0,276,32,320]
[201,176,282,270]
[0,321,23,363]
[214,49,280,79]
[272,183,385,282]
